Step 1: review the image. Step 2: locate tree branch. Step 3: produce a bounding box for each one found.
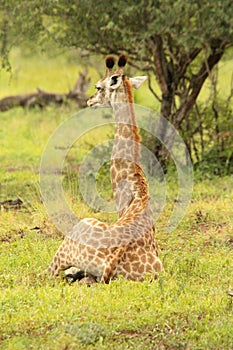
[174,42,226,127]
[147,72,162,102]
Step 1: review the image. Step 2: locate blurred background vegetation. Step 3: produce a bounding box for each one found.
[0,0,232,174]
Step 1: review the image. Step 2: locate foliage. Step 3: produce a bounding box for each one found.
[190,101,233,176]
[1,0,233,166]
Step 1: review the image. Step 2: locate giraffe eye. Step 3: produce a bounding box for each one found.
[96,86,102,91]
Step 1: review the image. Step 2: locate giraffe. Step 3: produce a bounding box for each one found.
[48,55,163,283]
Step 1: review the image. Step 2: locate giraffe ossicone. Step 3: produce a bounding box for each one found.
[48,54,164,283]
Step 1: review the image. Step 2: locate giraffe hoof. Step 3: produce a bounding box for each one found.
[65,270,87,283]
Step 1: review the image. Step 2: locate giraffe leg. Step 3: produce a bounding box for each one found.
[48,255,71,277]
[100,246,126,283]
[117,247,164,281]
[48,239,73,277]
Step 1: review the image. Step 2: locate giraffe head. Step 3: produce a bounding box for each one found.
[87,55,147,108]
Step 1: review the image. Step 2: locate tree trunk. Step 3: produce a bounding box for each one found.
[150,37,226,168]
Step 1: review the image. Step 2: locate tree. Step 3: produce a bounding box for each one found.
[1,0,233,165]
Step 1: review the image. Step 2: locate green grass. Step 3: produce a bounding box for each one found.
[0,48,86,97]
[0,52,233,349]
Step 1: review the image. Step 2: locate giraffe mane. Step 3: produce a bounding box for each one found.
[124,78,141,145]
[123,78,148,199]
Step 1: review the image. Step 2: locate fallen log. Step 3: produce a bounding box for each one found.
[0,68,90,111]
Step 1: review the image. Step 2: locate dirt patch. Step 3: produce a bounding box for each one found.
[0,198,23,211]
[0,229,25,243]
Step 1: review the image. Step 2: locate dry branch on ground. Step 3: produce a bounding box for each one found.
[0,68,90,111]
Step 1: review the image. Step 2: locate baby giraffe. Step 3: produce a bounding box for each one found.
[48,55,163,283]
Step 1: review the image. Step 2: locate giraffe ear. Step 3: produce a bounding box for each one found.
[129,76,147,89]
[108,75,122,89]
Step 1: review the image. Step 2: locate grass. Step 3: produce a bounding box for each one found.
[0,51,233,349]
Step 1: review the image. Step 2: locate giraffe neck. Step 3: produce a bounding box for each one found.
[110,78,149,217]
